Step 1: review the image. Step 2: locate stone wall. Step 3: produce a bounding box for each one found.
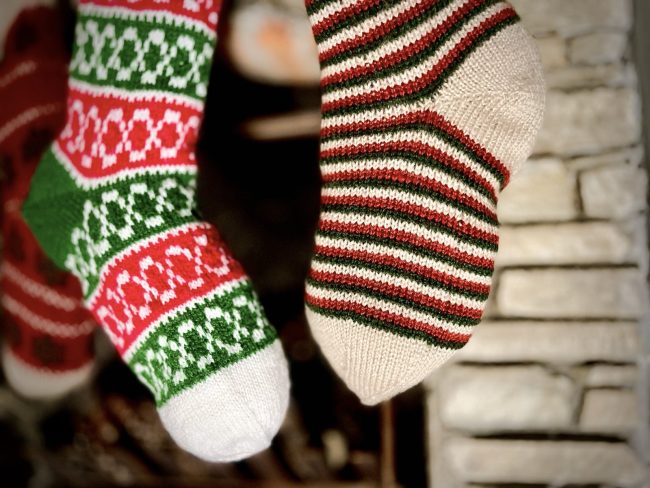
[426,1,650,486]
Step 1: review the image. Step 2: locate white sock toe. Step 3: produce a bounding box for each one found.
[2,347,93,400]
[158,340,290,462]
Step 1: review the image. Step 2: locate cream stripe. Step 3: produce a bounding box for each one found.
[322,185,498,235]
[320,211,497,260]
[2,294,95,338]
[311,259,485,309]
[320,157,495,211]
[1,262,81,312]
[79,3,216,37]
[321,130,501,193]
[0,61,36,89]
[0,104,62,146]
[315,0,429,54]
[324,0,469,76]
[306,282,477,335]
[322,3,505,99]
[315,234,493,285]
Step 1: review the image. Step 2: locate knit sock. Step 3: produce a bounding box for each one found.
[304,0,545,404]
[22,0,289,461]
[0,6,96,400]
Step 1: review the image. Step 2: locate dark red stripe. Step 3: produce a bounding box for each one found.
[319,219,495,270]
[314,244,490,295]
[322,139,497,202]
[321,0,485,84]
[321,109,509,187]
[319,0,440,63]
[312,0,384,37]
[309,268,483,318]
[321,194,498,245]
[322,8,516,112]
[305,292,472,342]
[323,167,497,221]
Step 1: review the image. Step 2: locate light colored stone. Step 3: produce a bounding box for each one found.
[580,389,639,434]
[509,0,632,37]
[497,159,578,223]
[226,2,320,85]
[447,439,646,486]
[580,165,648,219]
[536,36,567,70]
[495,221,643,266]
[585,365,638,387]
[438,366,576,433]
[497,268,647,319]
[544,63,636,89]
[534,89,641,156]
[456,321,641,364]
[567,145,644,170]
[569,32,628,65]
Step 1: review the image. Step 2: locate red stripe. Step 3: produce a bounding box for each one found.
[86,0,221,30]
[305,292,472,343]
[91,224,246,355]
[312,0,384,37]
[321,0,485,84]
[322,194,498,245]
[318,219,495,270]
[321,109,509,186]
[319,0,440,63]
[323,167,497,221]
[309,268,483,319]
[59,86,200,178]
[314,244,490,295]
[321,139,498,202]
[322,8,516,112]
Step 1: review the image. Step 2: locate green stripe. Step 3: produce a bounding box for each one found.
[321,0,456,68]
[317,228,494,276]
[321,149,497,205]
[323,0,497,93]
[307,277,481,326]
[22,149,197,297]
[129,280,278,405]
[314,0,403,44]
[321,203,498,251]
[306,301,468,348]
[70,10,215,100]
[324,177,498,226]
[312,252,489,300]
[322,121,505,190]
[323,16,517,117]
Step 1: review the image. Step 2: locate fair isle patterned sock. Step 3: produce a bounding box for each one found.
[0,7,96,400]
[22,0,289,461]
[304,0,545,404]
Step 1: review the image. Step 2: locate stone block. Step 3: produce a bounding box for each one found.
[536,36,567,70]
[569,32,628,65]
[585,365,638,387]
[496,268,647,319]
[438,366,576,433]
[497,159,578,223]
[534,89,641,156]
[580,165,648,219]
[545,63,636,89]
[509,0,632,37]
[456,321,641,364]
[580,389,639,434]
[446,439,646,486]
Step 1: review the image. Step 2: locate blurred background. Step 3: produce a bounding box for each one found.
[0,0,649,487]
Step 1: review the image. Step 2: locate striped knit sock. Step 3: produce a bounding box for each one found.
[0,6,96,400]
[21,0,289,461]
[304,0,545,404]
